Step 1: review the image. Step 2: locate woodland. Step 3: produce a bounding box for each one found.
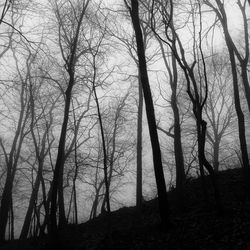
[0,0,250,249]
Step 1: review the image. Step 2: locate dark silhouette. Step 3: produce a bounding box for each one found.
[125,0,170,226]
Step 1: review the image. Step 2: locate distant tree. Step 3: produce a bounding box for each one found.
[65,93,93,225]
[204,0,250,182]
[19,49,59,239]
[92,57,110,214]
[100,92,130,213]
[0,46,32,242]
[156,38,186,205]
[88,94,135,219]
[204,54,235,173]
[206,0,250,113]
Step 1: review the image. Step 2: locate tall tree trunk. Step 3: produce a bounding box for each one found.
[136,76,143,210]
[205,0,250,171]
[0,169,13,242]
[170,53,185,203]
[127,0,170,226]
[226,38,250,170]
[50,1,89,236]
[213,139,220,173]
[93,76,111,214]
[240,65,250,114]
[157,37,185,206]
[20,171,41,239]
[40,182,51,236]
[226,41,250,196]
[50,76,74,234]
[0,80,28,242]
[9,194,14,241]
[199,119,222,212]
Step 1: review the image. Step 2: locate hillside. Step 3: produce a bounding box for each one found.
[2,167,250,249]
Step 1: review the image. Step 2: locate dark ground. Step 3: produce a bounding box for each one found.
[2,167,250,249]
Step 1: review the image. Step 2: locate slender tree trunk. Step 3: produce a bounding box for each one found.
[157,38,185,204]
[226,41,250,197]
[40,182,51,236]
[50,2,88,236]
[213,139,220,173]
[207,0,250,171]
[170,54,185,203]
[93,80,110,214]
[241,65,250,114]
[136,76,143,210]
[128,0,170,226]
[10,195,14,241]
[20,170,41,239]
[50,76,74,234]
[89,187,101,220]
[0,168,14,242]
[199,119,222,212]
[73,183,78,224]
[0,86,27,242]
[226,40,250,170]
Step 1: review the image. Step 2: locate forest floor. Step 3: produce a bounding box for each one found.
[2,167,250,249]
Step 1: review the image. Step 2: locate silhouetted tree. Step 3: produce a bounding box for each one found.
[151,0,222,212]
[204,0,250,184]
[0,48,32,242]
[50,0,90,235]
[125,0,170,226]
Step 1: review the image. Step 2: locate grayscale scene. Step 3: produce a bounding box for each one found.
[0,0,250,249]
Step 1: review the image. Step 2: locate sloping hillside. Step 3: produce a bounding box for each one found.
[2,167,250,249]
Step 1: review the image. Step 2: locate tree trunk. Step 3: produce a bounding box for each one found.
[20,170,41,239]
[128,0,170,226]
[50,2,89,236]
[226,39,250,171]
[241,65,250,114]
[208,0,250,171]
[170,53,185,203]
[40,182,51,236]
[157,38,185,205]
[93,78,111,214]
[213,139,220,173]
[199,119,222,212]
[0,168,14,242]
[50,77,74,234]
[136,76,143,210]
[9,195,14,241]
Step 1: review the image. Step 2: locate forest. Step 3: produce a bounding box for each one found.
[0,0,250,249]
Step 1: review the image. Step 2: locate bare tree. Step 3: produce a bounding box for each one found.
[204,0,250,183]
[156,38,186,205]
[0,47,32,242]
[19,49,59,239]
[100,92,130,213]
[88,94,135,219]
[49,0,90,235]
[125,0,170,226]
[108,9,153,210]
[151,0,222,212]
[204,53,235,172]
